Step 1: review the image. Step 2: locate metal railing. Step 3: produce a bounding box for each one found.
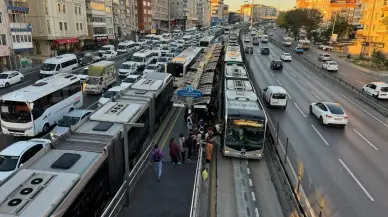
[189,147,204,217]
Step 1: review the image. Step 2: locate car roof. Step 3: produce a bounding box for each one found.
[267,86,287,93]
[327,61,336,63]
[322,102,343,107]
[0,141,41,156]
[283,53,290,55]
[322,53,330,55]
[64,109,93,118]
[1,71,18,75]
[107,86,126,92]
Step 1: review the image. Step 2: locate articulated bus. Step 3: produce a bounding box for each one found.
[0,73,83,137]
[199,35,216,49]
[167,47,202,87]
[224,49,244,67]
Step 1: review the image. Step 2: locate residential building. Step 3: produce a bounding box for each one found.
[151,0,169,32]
[296,0,356,22]
[223,4,229,20]
[0,0,11,66]
[240,4,277,22]
[170,0,198,30]
[137,0,152,33]
[6,0,33,59]
[113,0,136,41]
[85,0,115,45]
[197,0,211,27]
[27,0,88,57]
[210,0,223,19]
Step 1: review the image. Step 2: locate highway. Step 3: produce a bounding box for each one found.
[244,32,388,217]
[0,57,127,151]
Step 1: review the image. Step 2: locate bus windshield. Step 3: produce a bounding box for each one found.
[167,63,183,77]
[0,101,32,123]
[225,119,265,150]
[200,41,209,47]
[133,56,144,62]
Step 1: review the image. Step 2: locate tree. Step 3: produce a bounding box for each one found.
[285,9,307,40]
[304,9,323,40]
[276,12,288,30]
[380,17,388,42]
[326,17,352,40]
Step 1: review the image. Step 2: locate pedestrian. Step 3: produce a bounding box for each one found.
[192,128,198,151]
[187,113,193,132]
[185,134,193,161]
[179,133,186,163]
[169,138,180,164]
[197,130,203,150]
[205,139,214,164]
[149,144,164,181]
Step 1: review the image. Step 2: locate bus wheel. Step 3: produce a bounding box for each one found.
[42,123,50,134]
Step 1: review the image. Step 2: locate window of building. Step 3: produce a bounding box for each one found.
[75,6,77,14]
[79,7,81,15]
[63,4,66,13]
[0,34,6,45]
[144,9,147,14]
[28,35,31,42]
[16,35,20,43]
[0,12,2,24]
[12,35,16,43]
[106,6,111,13]
[372,25,375,30]
[143,1,146,5]
[80,23,83,30]
[59,22,63,30]
[57,3,61,12]
[384,0,387,5]
[76,23,79,30]
[64,22,67,31]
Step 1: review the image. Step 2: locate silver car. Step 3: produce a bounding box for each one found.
[50,109,93,140]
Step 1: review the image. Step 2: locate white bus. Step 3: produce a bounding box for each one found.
[199,35,215,48]
[167,46,202,87]
[117,41,136,55]
[224,50,244,66]
[0,73,83,137]
[298,39,311,50]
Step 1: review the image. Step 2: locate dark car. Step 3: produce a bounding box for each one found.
[270,60,283,70]
[245,46,253,54]
[253,39,260,45]
[261,47,270,55]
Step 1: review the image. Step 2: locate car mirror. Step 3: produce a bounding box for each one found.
[19,163,24,168]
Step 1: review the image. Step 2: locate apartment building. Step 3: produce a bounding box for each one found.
[197,0,211,27]
[112,0,136,41]
[137,0,152,32]
[170,0,198,30]
[85,0,115,45]
[240,4,277,22]
[210,0,223,19]
[151,0,169,32]
[296,0,356,22]
[27,0,88,57]
[0,0,11,66]
[223,4,229,20]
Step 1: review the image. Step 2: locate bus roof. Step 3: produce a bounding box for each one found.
[225,64,248,79]
[224,51,243,63]
[226,80,253,91]
[133,49,154,57]
[200,35,215,42]
[1,73,80,103]
[225,90,265,119]
[171,47,202,64]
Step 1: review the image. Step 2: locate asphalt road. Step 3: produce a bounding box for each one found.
[0,57,127,151]
[243,33,388,217]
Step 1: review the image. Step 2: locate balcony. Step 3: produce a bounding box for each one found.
[90,22,107,27]
[9,23,32,32]
[12,42,33,51]
[6,2,29,13]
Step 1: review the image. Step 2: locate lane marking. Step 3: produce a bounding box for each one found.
[161,108,182,149]
[269,71,274,77]
[289,71,297,78]
[276,79,282,86]
[311,124,330,146]
[249,179,253,186]
[247,167,251,175]
[299,79,307,87]
[338,159,375,202]
[254,207,260,217]
[86,101,99,109]
[340,72,348,76]
[356,80,364,85]
[287,92,292,100]
[337,92,388,128]
[353,129,379,151]
[294,102,307,118]
[246,160,249,165]
[251,192,256,201]
[11,80,33,88]
[24,70,40,75]
[310,90,322,100]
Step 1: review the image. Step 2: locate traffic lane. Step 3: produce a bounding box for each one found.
[249,48,367,217]
[266,43,388,216]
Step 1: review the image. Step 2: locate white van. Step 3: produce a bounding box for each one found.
[132,49,155,68]
[263,86,288,109]
[39,54,78,78]
[118,61,139,77]
[153,35,164,43]
[98,45,115,55]
[117,41,136,55]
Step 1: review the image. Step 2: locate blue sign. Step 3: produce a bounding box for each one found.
[177,86,203,98]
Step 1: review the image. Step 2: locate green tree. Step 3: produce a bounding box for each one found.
[276,12,288,30]
[304,9,323,40]
[380,16,388,42]
[326,17,352,40]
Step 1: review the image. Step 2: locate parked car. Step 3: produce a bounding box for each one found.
[270,60,283,70]
[50,109,93,140]
[0,71,24,88]
[322,61,338,72]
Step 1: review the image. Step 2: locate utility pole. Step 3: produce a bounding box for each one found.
[168,0,171,37]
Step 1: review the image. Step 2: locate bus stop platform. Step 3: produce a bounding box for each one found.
[118,109,199,217]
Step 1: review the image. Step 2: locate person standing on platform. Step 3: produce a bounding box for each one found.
[187,112,193,133]
[169,138,180,165]
[205,139,214,164]
[178,133,186,163]
[186,134,194,161]
[149,144,164,181]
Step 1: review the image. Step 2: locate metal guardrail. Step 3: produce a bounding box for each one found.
[267,35,388,117]
[189,147,204,217]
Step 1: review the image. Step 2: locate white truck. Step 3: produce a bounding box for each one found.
[318,44,333,51]
[83,60,116,94]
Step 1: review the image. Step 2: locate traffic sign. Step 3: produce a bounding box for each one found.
[177,85,203,98]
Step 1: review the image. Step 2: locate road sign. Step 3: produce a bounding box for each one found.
[177,85,203,98]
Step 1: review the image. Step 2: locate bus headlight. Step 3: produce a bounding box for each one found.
[224,150,230,154]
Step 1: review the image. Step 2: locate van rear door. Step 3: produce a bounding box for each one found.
[271,93,287,106]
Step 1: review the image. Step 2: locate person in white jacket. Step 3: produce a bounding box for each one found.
[178,133,186,163]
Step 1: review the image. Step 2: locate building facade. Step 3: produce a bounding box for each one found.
[170,0,198,30]
[197,0,211,27]
[27,0,88,57]
[0,0,12,66]
[137,0,152,33]
[112,0,136,41]
[85,0,115,45]
[240,4,277,22]
[151,0,169,32]
[296,0,356,22]
[210,0,223,19]
[223,4,228,20]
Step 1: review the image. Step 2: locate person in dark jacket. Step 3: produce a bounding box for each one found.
[169,138,180,164]
[185,135,194,160]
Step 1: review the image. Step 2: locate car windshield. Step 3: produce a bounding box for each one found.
[329,62,337,65]
[0,155,19,172]
[41,63,56,71]
[123,77,137,83]
[81,69,88,75]
[121,64,134,69]
[284,53,290,56]
[326,103,344,115]
[272,93,287,99]
[102,51,111,54]
[100,47,111,51]
[118,45,127,49]
[324,54,330,57]
[274,61,282,64]
[0,74,9,79]
[102,91,119,98]
[146,65,156,70]
[57,116,81,127]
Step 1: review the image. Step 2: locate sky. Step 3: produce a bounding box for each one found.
[224,0,296,12]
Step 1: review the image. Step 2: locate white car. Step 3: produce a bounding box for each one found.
[120,75,141,88]
[280,53,292,61]
[309,102,348,127]
[362,82,388,99]
[318,53,331,61]
[177,40,185,48]
[0,139,51,183]
[244,37,251,42]
[156,57,171,67]
[101,50,118,59]
[50,109,92,140]
[98,86,126,107]
[144,64,161,74]
[78,67,89,82]
[322,61,338,72]
[118,61,138,77]
[0,71,24,88]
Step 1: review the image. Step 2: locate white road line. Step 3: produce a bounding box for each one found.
[254,207,260,217]
[310,91,321,100]
[251,192,256,201]
[269,71,274,76]
[86,101,99,109]
[245,160,249,165]
[340,72,348,76]
[24,70,39,75]
[338,159,375,202]
[294,102,307,118]
[311,124,330,146]
[287,92,292,99]
[353,129,379,151]
[356,80,364,85]
[247,168,251,175]
[276,79,282,86]
[337,92,388,128]
[249,179,253,186]
[299,80,307,87]
[289,71,297,78]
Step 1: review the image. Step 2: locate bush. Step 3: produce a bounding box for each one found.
[371,50,386,65]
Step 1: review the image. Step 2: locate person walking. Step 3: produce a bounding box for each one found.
[169,138,180,165]
[187,113,193,132]
[178,133,186,163]
[205,139,214,164]
[186,134,194,161]
[149,144,164,181]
